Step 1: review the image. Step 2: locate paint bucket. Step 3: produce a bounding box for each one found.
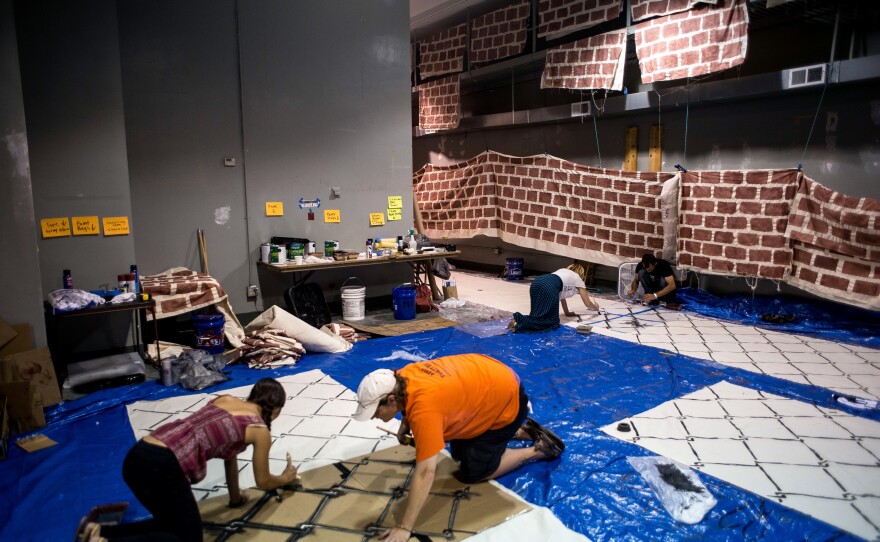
[287,243,304,260]
[261,243,271,263]
[193,313,225,355]
[392,284,417,321]
[341,277,366,321]
[506,258,524,280]
[324,241,336,258]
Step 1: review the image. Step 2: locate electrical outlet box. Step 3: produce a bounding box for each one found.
[247,285,259,297]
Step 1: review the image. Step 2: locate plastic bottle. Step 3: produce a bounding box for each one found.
[161,357,173,386]
[366,238,373,259]
[397,235,404,252]
[130,264,139,294]
[63,269,73,289]
[407,230,418,251]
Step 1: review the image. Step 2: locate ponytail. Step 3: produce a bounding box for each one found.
[246,378,286,431]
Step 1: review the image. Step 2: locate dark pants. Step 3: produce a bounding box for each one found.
[449,385,530,483]
[512,274,562,333]
[102,440,201,542]
[637,270,676,304]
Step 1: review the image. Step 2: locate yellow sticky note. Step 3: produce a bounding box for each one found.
[387,208,402,221]
[266,202,284,216]
[72,216,100,236]
[102,216,130,236]
[369,212,385,226]
[40,217,71,238]
[324,210,340,223]
[387,195,403,209]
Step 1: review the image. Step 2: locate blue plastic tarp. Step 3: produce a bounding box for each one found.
[1,320,873,541]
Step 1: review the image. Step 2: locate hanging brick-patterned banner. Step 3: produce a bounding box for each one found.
[541,29,627,90]
[417,75,461,132]
[418,23,467,79]
[470,1,530,66]
[414,151,677,267]
[538,0,623,40]
[630,0,719,23]
[633,0,748,83]
[785,176,880,310]
[677,169,799,280]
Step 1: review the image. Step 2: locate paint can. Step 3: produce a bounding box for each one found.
[324,241,336,257]
[341,277,366,321]
[261,243,271,263]
[506,258,524,280]
[287,242,304,260]
[307,241,317,254]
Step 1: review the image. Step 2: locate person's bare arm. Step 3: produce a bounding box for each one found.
[248,426,298,490]
[379,453,438,542]
[225,457,247,507]
[578,288,599,310]
[561,298,576,317]
[641,274,677,302]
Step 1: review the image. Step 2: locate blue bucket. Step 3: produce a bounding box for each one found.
[507,258,524,280]
[193,313,225,354]
[392,284,417,321]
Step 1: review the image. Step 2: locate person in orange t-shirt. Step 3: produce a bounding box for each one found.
[352,353,565,542]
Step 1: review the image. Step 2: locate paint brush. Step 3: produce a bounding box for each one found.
[377,425,414,446]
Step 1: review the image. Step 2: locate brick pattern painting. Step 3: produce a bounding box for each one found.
[541,29,627,90]
[414,151,676,266]
[470,1,530,65]
[418,23,467,79]
[633,0,748,83]
[538,0,623,39]
[630,0,719,22]
[785,176,880,310]
[417,75,461,132]
[677,169,799,280]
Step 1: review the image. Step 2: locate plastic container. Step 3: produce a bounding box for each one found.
[341,277,366,321]
[193,313,225,354]
[130,265,139,294]
[392,284,417,320]
[506,258,524,280]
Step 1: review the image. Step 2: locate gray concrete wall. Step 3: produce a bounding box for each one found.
[0,0,44,345]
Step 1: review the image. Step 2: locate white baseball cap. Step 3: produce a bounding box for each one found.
[352,369,396,421]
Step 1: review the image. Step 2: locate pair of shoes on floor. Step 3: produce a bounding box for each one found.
[521,417,565,460]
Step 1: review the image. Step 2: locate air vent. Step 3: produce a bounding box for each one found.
[570,101,592,117]
[788,64,826,88]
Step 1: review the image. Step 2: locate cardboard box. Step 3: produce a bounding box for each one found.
[0,319,16,352]
[0,347,61,407]
[0,382,45,435]
[0,323,33,357]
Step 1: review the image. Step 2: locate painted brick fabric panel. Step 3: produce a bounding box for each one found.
[413,154,501,238]
[631,0,719,22]
[678,169,799,280]
[633,0,748,83]
[538,0,623,39]
[541,29,627,90]
[418,23,467,78]
[785,176,880,310]
[414,151,674,266]
[418,75,460,132]
[470,1,530,65]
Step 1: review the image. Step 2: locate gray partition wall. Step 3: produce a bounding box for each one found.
[4,0,412,348]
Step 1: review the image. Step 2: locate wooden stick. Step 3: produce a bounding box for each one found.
[198,229,210,275]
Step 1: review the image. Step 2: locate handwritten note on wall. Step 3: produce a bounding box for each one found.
[266,202,284,216]
[102,216,130,236]
[324,210,340,223]
[369,213,385,226]
[387,208,402,221]
[40,218,71,238]
[387,196,403,209]
[72,216,100,236]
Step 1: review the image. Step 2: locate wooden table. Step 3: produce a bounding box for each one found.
[259,250,460,300]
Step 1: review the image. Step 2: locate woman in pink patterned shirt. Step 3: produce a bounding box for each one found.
[77,378,298,542]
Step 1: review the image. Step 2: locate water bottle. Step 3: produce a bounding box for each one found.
[63,269,73,289]
[365,239,373,259]
[161,357,174,386]
[130,264,139,294]
[397,235,404,253]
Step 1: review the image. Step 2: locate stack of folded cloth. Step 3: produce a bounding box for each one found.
[321,322,369,343]
[239,328,306,369]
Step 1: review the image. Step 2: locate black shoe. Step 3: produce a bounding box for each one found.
[522,417,565,459]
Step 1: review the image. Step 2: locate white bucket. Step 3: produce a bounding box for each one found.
[341,277,366,321]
